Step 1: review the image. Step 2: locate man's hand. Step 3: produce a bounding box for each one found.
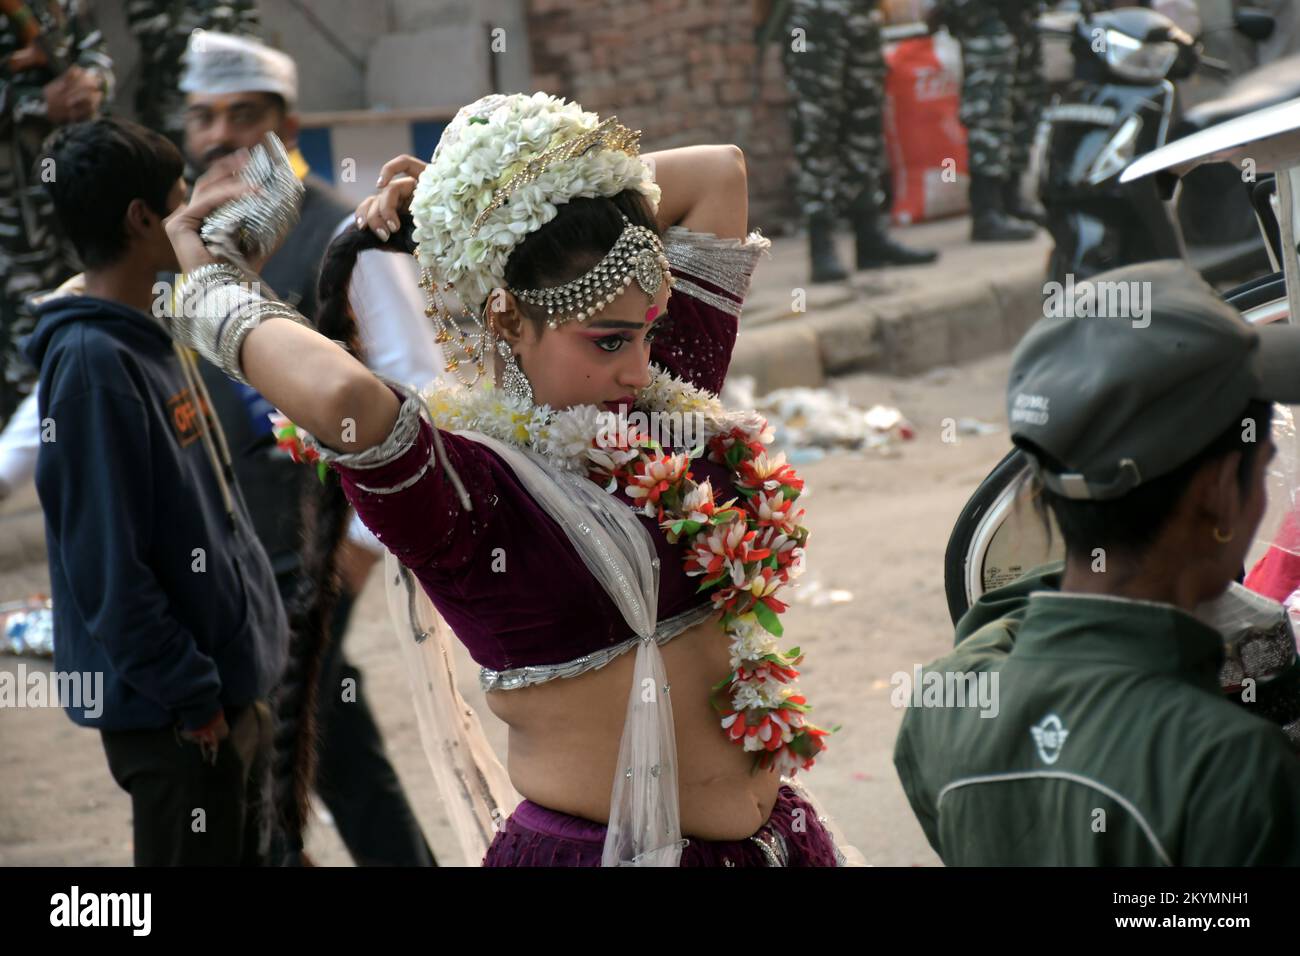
[164,151,258,273]
[43,66,104,125]
[355,154,427,241]
[179,708,230,766]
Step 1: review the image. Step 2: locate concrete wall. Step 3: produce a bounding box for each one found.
[93,0,525,120]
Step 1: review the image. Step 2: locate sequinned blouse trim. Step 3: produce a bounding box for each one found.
[479,601,719,691]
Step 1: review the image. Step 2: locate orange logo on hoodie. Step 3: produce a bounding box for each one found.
[166,388,209,447]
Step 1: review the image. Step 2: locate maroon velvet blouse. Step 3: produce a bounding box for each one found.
[328,227,769,673]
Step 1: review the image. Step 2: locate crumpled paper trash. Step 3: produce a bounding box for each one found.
[722,376,915,457]
[2,597,54,658]
[791,579,855,608]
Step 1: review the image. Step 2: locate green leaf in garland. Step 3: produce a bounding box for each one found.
[315,461,329,484]
[753,600,784,636]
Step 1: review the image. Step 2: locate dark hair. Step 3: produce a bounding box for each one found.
[502,189,661,329]
[265,214,416,861]
[1025,399,1274,560]
[39,117,184,269]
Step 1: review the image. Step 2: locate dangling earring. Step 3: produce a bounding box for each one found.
[496,337,534,406]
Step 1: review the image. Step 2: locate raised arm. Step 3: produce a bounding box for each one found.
[163,152,398,456]
[162,154,495,575]
[642,146,769,393]
[643,145,749,240]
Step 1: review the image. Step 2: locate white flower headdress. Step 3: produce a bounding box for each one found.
[410,92,664,385]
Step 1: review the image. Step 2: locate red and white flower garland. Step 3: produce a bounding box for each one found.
[592,417,830,775]
[274,368,832,775]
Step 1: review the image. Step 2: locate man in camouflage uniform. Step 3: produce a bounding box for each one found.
[126,0,259,147]
[939,0,1045,242]
[774,0,938,283]
[0,0,113,429]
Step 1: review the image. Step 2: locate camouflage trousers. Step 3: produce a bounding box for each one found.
[0,128,76,428]
[782,0,888,218]
[945,0,1046,179]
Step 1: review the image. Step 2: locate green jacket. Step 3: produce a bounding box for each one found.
[894,563,1300,865]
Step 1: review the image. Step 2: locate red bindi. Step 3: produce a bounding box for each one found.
[644,305,660,324]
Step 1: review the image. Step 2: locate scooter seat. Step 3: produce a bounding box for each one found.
[1179,53,1300,135]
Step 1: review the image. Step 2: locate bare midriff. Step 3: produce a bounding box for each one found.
[485,614,783,841]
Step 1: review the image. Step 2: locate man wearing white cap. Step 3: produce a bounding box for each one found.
[177,30,440,867]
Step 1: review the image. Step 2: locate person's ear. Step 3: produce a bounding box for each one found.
[124,198,154,241]
[1204,451,1244,529]
[488,289,528,348]
[278,111,300,149]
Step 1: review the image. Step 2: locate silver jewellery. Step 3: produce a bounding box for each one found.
[421,215,674,389]
[198,132,303,273]
[173,262,309,385]
[165,133,308,384]
[508,215,673,329]
[495,337,534,406]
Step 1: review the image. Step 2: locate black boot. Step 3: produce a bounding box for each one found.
[851,194,938,269]
[1002,177,1047,227]
[970,173,1037,242]
[808,212,848,283]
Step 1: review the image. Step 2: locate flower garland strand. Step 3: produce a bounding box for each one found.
[272,368,831,775]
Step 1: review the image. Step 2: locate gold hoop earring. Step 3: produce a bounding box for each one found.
[1212,527,1235,544]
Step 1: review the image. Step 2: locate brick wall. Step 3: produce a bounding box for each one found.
[526,0,798,233]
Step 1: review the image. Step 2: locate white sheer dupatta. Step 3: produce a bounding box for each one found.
[382,427,685,866]
[383,551,520,865]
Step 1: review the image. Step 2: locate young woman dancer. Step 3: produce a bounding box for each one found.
[164,92,858,867]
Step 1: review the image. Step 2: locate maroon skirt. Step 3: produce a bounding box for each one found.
[482,784,841,867]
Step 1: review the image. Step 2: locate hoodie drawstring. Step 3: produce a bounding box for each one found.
[173,342,239,531]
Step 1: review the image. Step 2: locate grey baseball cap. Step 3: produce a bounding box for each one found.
[1007,260,1300,501]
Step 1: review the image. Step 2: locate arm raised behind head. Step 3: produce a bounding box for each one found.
[163,152,399,454]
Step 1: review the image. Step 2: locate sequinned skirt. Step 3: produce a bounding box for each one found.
[481,784,843,867]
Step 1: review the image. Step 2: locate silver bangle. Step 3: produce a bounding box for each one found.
[304,375,425,470]
[173,265,310,385]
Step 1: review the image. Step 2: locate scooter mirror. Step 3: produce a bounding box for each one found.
[1236,9,1276,43]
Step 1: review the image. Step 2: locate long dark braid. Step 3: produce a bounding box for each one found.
[271,213,418,863]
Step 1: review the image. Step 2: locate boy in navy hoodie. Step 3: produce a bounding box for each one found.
[23,118,288,865]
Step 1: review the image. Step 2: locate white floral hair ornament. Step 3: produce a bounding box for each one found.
[409,92,664,385]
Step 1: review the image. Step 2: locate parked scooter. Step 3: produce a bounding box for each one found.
[1038,2,1287,285]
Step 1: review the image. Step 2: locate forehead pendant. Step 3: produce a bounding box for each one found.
[634,247,663,298]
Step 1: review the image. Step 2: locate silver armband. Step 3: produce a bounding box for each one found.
[199,132,304,271]
[303,374,425,470]
[173,263,310,385]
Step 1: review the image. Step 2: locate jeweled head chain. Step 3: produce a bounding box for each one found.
[509,216,671,329]
[418,115,674,387]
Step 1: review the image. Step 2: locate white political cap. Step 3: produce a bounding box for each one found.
[179,30,298,107]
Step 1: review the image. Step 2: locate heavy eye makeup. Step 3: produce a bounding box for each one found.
[580,315,668,353]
